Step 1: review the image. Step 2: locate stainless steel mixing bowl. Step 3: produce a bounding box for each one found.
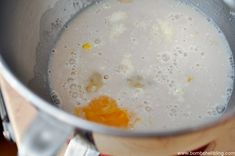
[0,0,235,156]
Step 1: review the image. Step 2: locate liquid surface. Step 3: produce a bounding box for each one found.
[48,0,234,131]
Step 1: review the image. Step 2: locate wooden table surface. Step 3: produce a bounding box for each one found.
[0,77,67,156]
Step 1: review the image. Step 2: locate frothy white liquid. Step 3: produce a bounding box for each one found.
[48,0,234,131]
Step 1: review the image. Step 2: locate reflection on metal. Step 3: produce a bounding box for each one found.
[65,135,99,156]
[19,113,73,156]
[224,0,235,11]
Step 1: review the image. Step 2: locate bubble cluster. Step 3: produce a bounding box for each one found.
[50,91,61,105]
[168,13,183,21]
[226,87,233,98]
[229,56,234,68]
[166,104,179,118]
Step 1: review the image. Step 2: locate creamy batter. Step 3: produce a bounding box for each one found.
[48,0,234,131]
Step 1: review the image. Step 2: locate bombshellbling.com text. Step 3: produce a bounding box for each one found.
[177,151,235,156]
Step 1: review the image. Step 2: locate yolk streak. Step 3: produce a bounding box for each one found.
[74,96,130,128]
[187,75,193,83]
[82,42,92,51]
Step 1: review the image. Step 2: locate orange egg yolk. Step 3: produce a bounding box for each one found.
[74,96,130,128]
